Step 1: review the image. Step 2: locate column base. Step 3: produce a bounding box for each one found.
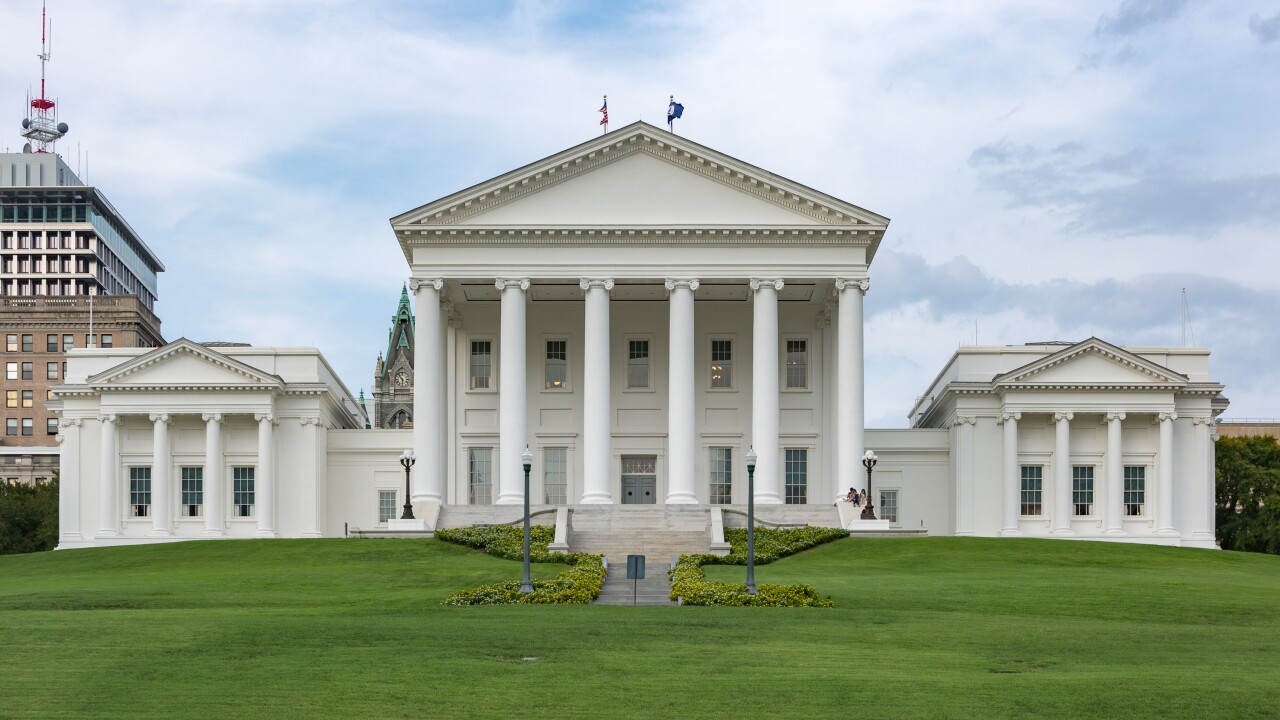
[1102,527,1126,536]
[579,494,613,504]
[201,529,225,537]
[752,493,784,505]
[412,494,443,506]
[1050,528,1075,536]
[95,530,118,539]
[147,529,172,538]
[999,528,1022,537]
[665,493,698,505]
[255,529,278,538]
[1155,527,1179,537]
[494,494,524,505]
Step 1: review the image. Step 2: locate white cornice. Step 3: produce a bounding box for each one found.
[400,226,878,248]
[86,338,286,389]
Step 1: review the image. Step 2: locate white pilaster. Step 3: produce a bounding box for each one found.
[149,413,172,537]
[1052,412,1074,535]
[301,417,324,537]
[97,414,118,538]
[255,412,277,537]
[952,415,976,535]
[751,278,784,504]
[410,277,445,503]
[999,411,1021,535]
[665,278,699,504]
[495,278,529,505]
[835,278,868,496]
[1104,411,1126,534]
[1157,411,1177,535]
[580,278,615,504]
[202,413,224,536]
[1191,417,1215,540]
[58,418,83,542]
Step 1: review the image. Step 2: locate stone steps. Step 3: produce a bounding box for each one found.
[568,530,710,564]
[594,560,675,606]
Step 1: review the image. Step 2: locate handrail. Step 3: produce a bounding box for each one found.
[474,508,560,527]
[718,508,809,528]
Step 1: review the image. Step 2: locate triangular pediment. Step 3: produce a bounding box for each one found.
[89,339,284,390]
[995,338,1188,388]
[391,121,889,230]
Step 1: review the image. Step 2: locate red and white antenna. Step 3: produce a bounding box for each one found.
[19,1,69,154]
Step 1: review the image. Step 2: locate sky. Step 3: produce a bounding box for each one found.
[1,0,1277,427]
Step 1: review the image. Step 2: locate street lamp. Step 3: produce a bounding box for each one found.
[745,445,758,595]
[399,449,416,520]
[520,445,534,594]
[861,450,878,520]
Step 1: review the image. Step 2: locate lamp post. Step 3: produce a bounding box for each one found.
[399,449,416,520]
[861,450,878,520]
[520,445,534,594]
[745,445,758,595]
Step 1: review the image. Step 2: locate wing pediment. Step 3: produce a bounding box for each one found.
[995,338,1188,389]
[89,339,284,390]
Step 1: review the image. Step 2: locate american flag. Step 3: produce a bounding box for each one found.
[599,97,608,127]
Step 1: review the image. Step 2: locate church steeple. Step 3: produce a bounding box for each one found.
[370,285,416,429]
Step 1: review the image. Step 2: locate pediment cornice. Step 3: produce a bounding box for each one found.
[86,339,285,391]
[993,338,1188,389]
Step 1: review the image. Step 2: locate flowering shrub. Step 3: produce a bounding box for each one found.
[669,526,847,607]
[437,525,605,606]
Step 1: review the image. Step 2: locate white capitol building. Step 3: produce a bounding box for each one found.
[52,122,1226,550]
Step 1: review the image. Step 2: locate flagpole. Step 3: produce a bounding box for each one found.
[600,94,608,134]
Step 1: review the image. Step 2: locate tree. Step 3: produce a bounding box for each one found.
[1216,435,1280,554]
[0,478,59,555]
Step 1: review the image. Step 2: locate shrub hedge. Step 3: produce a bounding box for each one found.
[436,525,606,606]
[669,526,847,607]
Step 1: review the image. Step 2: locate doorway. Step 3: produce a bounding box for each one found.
[621,455,657,504]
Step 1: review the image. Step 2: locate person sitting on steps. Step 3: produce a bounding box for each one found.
[845,487,860,506]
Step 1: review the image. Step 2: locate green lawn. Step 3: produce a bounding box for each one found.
[1,537,1277,719]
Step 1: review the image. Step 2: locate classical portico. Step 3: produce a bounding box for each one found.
[394,122,887,508]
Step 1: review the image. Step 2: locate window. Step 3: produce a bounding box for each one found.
[20,334,32,352]
[1072,466,1094,516]
[21,362,32,380]
[233,467,256,517]
[21,418,32,436]
[785,339,808,389]
[62,334,74,351]
[709,447,733,504]
[543,447,567,504]
[46,362,58,380]
[469,340,492,390]
[4,335,15,352]
[469,448,493,504]
[1020,466,1043,516]
[46,418,57,436]
[101,334,113,349]
[544,340,567,390]
[1124,466,1146,516]
[785,448,807,504]
[130,467,152,517]
[627,339,650,389]
[880,489,899,524]
[710,339,733,389]
[378,490,398,524]
[5,390,15,408]
[46,334,57,352]
[180,467,203,518]
[5,419,15,436]
[21,390,32,408]
[5,362,15,380]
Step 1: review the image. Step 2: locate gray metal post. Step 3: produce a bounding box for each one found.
[746,448,757,595]
[520,447,534,594]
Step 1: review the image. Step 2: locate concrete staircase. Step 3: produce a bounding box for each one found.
[595,560,675,606]
[569,530,710,564]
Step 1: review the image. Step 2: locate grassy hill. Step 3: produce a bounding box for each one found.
[1,537,1277,719]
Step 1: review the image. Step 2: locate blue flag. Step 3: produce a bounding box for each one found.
[667,101,684,123]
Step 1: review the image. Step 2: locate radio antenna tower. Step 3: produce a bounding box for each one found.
[19,1,69,154]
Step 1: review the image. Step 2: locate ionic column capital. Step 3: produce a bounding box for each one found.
[495,278,530,292]
[1191,416,1214,426]
[998,410,1021,424]
[201,412,224,424]
[60,417,83,429]
[148,413,170,425]
[1054,411,1074,422]
[254,412,278,425]
[949,415,977,428]
[1156,411,1178,423]
[300,416,324,427]
[664,278,699,293]
[579,278,614,293]
[749,278,785,292]
[408,277,444,292]
[1105,411,1127,423]
[834,277,870,293]
[98,413,117,425]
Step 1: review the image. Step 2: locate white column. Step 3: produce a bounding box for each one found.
[580,279,615,504]
[999,411,1021,535]
[1052,412,1074,535]
[97,414,118,538]
[58,418,83,542]
[495,278,529,505]
[835,278,868,495]
[410,277,445,503]
[1157,411,1177,534]
[301,417,323,537]
[149,413,172,536]
[202,413,224,536]
[953,416,976,535]
[665,278,699,504]
[1191,417,1215,540]
[751,278,784,504]
[255,412,277,537]
[1104,411,1126,534]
